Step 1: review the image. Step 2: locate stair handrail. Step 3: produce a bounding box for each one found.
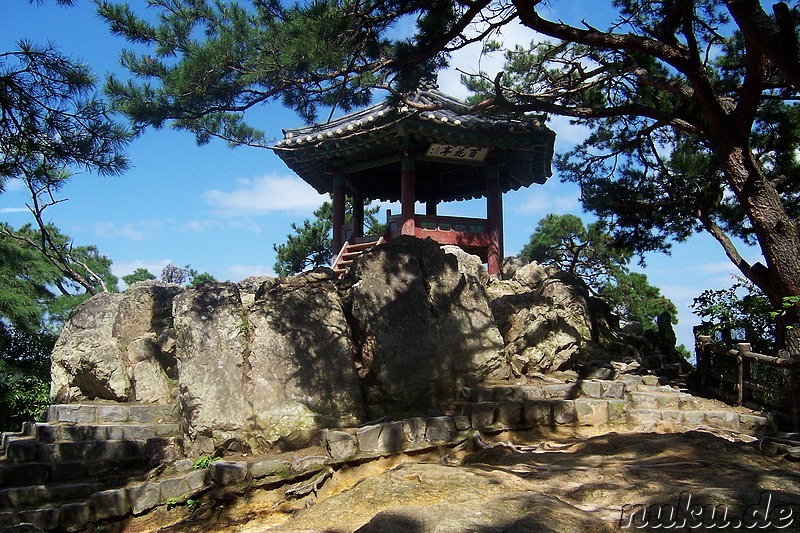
[332,240,350,272]
[332,230,390,276]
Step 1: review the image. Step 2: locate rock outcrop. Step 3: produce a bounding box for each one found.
[173,274,364,456]
[343,237,507,417]
[51,281,182,404]
[487,262,594,375]
[246,272,364,450]
[50,237,682,456]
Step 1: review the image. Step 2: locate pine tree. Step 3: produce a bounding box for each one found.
[521,214,676,327]
[99,0,800,351]
[274,198,383,277]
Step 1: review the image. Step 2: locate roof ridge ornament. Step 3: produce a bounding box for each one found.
[416,75,439,92]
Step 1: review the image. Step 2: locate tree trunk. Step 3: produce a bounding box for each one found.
[718,144,800,354]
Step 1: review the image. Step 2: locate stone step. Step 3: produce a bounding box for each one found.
[0,481,100,511]
[0,468,208,530]
[46,403,179,425]
[627,409,774,433]
[6,438,152,464]
[1,433,25,456]
[451,398,774,434]
[29,422,181,444]
[321,399,774,464]
[0,454,154,489]
[627,391,697,410]
[458,376,666,403]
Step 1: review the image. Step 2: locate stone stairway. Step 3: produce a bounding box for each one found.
[319,375,775,462]
[332,236,385,278]
[0,402,192,531]
[193,375,780,516]
[0,377,777,531]
[450,375,774,434]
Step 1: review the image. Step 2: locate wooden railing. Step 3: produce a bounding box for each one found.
[384,212,491,253]
[695,334,800,431]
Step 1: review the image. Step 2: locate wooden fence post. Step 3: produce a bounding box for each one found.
[696,333,713,393]
[737,343,751,406]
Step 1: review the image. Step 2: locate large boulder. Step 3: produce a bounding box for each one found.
[174,273,364,456]
[247,270,364,449]
[486,257,681,376]
[487,262,594,375]
[51,282,182,403]
[342,237,508,417]
[173,282,252,455]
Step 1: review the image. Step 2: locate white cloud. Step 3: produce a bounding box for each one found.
[0,207,29,214]
[225,218,263,233]
[694,261,741,276]
[203,173,326,216]
[111,259,172,279]
[658,284,707,309]
[182,220,214,233]
[94,221,151,241]
[508,188,581,217]
[228,264,274,281]
[689,259,761,286]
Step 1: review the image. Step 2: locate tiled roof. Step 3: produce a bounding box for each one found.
[273,84,556,202]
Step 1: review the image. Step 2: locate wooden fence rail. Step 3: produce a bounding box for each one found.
[695,334,800,431]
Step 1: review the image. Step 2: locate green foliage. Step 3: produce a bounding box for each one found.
[694,279,788,410]
[521,214,630,289]
[97,0,420,139]
[187,270,217,287]
[769,295,800,331]
[0,223,117,331]
[0,225,62,332]
[0,0,129,431]
[186,498,199,512]
[676,344,692,360]
[160,264,216,287]
[692,277,775,353]
[0,223,118,430]
[2,5,125,301]
[273,197,383,277]
[122,268,156,286]
[274,202,335,277]
[0,325,55,431]
[598,271,677,329]
[192,454,221,469]
[0,41,129,191]
[521,214,676,327]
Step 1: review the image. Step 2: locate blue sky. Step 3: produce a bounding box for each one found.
[1,1,763,353]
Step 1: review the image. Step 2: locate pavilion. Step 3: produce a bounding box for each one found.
[274,83,556,276]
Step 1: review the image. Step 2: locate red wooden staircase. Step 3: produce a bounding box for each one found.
[332,235,386,278]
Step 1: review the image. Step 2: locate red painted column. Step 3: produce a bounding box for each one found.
[332,176,346,255]
[353,193,364,239]
[401,159,416,236]
[486,167,503,276]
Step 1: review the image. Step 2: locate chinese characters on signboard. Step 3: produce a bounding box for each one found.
[425,143,489,162]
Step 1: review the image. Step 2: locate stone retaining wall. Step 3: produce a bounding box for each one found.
[0,376,776,531]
